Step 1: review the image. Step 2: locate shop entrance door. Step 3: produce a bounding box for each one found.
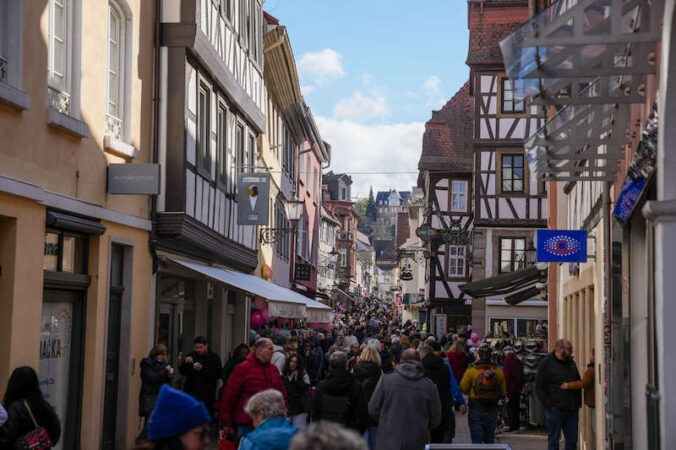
[40,289,85,450]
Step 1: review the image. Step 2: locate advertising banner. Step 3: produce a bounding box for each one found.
[237,173,270,225]
[537,229,587,262]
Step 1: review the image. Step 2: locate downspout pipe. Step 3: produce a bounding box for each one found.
[602,180,613,446]
[149,0,161,273]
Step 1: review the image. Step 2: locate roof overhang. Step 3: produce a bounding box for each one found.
[460,265,547,299]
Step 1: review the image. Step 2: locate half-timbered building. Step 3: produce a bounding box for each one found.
[463,0,548,337]
[418,81,475,332]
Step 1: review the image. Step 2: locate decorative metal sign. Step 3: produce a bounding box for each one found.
[416,224,435,242]
[107,164,160,195]
[237,173,270,225]
[537,229,588,263]
[399,260,413,281]
[294,263,312,281]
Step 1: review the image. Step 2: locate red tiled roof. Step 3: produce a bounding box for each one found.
[466,21,524,65]
[418,81,474,172]
[263,11,280,25]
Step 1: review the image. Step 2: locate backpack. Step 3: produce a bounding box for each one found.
[473,365,501,402]
[319,394,351,424]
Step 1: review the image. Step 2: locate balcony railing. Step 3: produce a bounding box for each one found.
[47,86,70,115]
[105,115,124,140]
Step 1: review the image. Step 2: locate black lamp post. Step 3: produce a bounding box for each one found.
[525,241,538,266]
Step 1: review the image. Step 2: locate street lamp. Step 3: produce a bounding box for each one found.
[525,241,538,266]
[259,192,304,244]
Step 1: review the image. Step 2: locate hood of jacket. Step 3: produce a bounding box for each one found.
[395,361,425,380]
[246,417,297,449]
[354,361,381,380]
[322,368,356,394]
[422,353,444,371]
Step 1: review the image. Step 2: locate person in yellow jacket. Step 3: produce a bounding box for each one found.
[460,345,506,444]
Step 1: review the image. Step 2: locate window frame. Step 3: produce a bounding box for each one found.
[196,82,212,177]
[106,2,124,120]
[450,179,469,213]
[446,245,467,278]
[500,77,525,115]
[216,102,228,188]
[496,150,528,195]
[499,237,526,273]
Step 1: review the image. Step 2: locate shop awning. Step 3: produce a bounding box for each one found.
[173,259,330,320]
[500,0,664,182]
[459,265,547,299]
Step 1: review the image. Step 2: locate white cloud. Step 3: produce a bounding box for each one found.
[301,85,316,95]
[333,92,391,122]
[316,117,425,199]
[423,75,445,109]
[297,49,346,84]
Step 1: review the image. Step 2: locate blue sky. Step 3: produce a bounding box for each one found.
[265,0,470,198]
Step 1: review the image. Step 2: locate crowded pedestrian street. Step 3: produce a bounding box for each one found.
[2,0,676,449]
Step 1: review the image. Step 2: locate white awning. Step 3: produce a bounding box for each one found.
[173,259,331,319]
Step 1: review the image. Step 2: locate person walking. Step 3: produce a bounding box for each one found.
[221,344,250,386]
[137,344,174,442]
[179,336,222,416]
[460,344,506,444]
[353,347,382,450]
[0,366,61,448]
[502,345,525,432]
[536,338,582,450]
[303,339,323,386]
[135,384,211,450]
[282,354,311,430]
[271,335,289,374]
[219,338,288,439]
[368,348,441,450]
[420,343,452,444]
[290,422,367,450]
[447,340,470,384]
[311,351,368,433]
[238,389,298,450]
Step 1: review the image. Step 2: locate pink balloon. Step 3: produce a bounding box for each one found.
[251,311,266,327]
[261,307,270,321]
[470,332,479,344]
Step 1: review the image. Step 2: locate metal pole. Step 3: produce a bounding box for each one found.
[603,180,613,448]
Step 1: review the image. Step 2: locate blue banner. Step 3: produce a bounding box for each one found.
[537,230,587,262]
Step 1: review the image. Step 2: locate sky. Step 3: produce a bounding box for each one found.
[264,0,470,200]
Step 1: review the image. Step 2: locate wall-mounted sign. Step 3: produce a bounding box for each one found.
[613,104,658,224]
[416,224,435,242]
[107,164,160,194]
[237,173,270,225]
[294,263,312,281]
[537,229,587,262]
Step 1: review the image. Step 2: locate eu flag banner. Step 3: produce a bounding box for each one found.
[537,230,587,263]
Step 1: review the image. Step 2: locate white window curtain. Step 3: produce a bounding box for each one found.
[49,0,68,93]
[107,3,123,120]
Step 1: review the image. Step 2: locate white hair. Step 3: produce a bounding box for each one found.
[244,389,286,420]
[366,338,381,350]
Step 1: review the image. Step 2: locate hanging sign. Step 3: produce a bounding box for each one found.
[237,173,270,225]
[537,230,587,262]
[294,264,312,281]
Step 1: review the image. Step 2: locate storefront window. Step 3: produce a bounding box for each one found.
[43,232,59,270]
[490,317,515,338]
[517,318,540,337]
[43,231,87,273]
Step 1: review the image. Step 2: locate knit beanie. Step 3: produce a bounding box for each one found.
[148,384,211,441]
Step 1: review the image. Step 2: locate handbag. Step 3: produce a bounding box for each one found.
[218,427,237,450]
[14,400,53,450]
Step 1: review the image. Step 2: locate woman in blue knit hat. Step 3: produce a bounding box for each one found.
[134,384,211,450]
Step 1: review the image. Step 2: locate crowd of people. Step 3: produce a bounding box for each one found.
[0,299,596,450]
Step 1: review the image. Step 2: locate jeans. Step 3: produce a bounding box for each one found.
[468,409,497,444]
[362,426,377,450]
[546,407,578,450]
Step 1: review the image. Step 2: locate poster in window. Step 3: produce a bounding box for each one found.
[39,302,73,450]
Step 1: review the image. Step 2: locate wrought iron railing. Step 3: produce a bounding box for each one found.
[47,86,71,115]
[105,114,124,140]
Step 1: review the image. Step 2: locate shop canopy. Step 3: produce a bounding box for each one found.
[499,0,664,182]
[173,259,332,321]
[459,265,548,304]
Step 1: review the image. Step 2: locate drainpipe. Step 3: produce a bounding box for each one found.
[602,180,613,446]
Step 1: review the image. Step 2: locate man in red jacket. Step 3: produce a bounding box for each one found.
[219,338,288,438]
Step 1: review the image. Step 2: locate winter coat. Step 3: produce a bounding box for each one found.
[368,361,442,450]
[502,353,525,393]
[311,368,368,432]
[271,346,287,374]
[535,352,582,411]
[422,353,452,436]
[283,371,310,416]
[353,361,382,428]
[219,352,288,427]
[460,359,507,413]
[237,417,298,450]
[179,350,222,408]
[390,343,402,364]
[221,356,244,385]
[138,357,172,416]
[304,347,323,385]
[447,350,470,383]
[0,399,61,448]
[564,362,595,407]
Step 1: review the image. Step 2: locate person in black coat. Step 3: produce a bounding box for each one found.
[137,344,173,442]
[311,351,368,433]
[0,366,60,448]
[353,347,382,450]
[282,354,311,429]
[179,336,222,414]
[421,343,453,443]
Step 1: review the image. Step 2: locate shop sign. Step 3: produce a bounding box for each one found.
[536,229,587,262]
[294,264,312,281]
[613,104,658,224]
[435,314,447,339]
[416,224,435,242]
[107,164,160,194]
[237,173,270,225]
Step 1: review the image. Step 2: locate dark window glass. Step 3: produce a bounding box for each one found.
[501,154,525,193]
[217,106,227,186]
[501,78,525,113]
[197,85,211,174]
